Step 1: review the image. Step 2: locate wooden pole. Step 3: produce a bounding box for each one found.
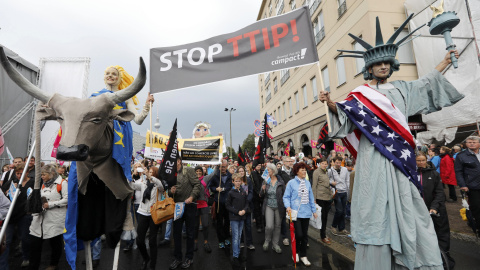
[149,98,153,153]
[85,241,93,270]
[112,241,121,270]
[316,62,332,132]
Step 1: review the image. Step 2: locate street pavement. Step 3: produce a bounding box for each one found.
[10,221,353,270]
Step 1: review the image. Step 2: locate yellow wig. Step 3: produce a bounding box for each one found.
[105,65,139,105]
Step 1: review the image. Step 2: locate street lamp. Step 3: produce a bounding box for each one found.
[225,107,236,158]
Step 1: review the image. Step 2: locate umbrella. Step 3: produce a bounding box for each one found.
[289,213,297,268]
[461,190,478,237]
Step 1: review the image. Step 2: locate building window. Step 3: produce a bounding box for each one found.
[338,0,347,18]
[264,72,270,85]
[276,0,284,15]
[266,85,272,103]
[309,0,320,16]
[261,95,264,108]
[295,91,300,112]
[288,98,293,116]
[313,11,325,45]
[336,57,346,86]
[353,40,365,75]
[396,29,415,64]
[322,66,330,92]
[302,85,308,108]
[277,107,282,123]
[273,78,278,93]
[311,76,318,101]
[280,69,290,85]
[283,102,287,120]
[269,1,273,15]
[290,0,296,10]
[274,110,277,125]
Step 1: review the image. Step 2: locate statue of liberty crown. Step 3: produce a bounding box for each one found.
[338,14,425,80]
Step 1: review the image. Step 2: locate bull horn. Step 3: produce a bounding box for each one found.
[0,47,52,103]
[108,57,147,104]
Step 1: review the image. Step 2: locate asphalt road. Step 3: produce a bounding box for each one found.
[10,220,353,270]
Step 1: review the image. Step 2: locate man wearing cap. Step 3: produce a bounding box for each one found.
[320,15,463,270]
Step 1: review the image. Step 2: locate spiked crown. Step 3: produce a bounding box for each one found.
[339,14,425,80]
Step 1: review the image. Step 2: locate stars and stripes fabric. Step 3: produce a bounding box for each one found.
[337,85,421,193]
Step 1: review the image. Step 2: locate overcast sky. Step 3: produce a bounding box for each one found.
[1,0,261,149]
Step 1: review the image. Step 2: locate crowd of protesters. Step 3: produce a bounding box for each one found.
[1,136,480,269]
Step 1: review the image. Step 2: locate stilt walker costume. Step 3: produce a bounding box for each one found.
[327,14,464,269]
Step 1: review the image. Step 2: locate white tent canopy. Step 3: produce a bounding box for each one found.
[405,0,480,144]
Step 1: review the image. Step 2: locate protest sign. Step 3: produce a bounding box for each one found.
[334,143,346,153]
[261,168,271,185]
[174,202,185,221]
[150,6,318,93]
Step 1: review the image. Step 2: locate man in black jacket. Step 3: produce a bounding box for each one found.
[0,157,23,195]
[207,159,232,248]
[455,136,480,236]
[251,163,264,232]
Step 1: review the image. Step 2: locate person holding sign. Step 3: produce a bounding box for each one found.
[169,157,201,270]
[283,163,318,266]
[259,163,286,254]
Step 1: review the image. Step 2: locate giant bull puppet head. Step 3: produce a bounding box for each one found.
[0,47,145,161]
[0,47,146,199]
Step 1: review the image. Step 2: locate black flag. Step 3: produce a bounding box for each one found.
[253,113,273,167]
[316,122,329,149]
[159,119,179,188]
[237,145,246,166]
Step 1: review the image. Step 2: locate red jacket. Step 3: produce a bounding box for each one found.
[440,154,457,185]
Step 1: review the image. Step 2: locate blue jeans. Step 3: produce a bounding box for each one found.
[332,192,347,231]
[0,215,32,270]
[230,220,244,258]
[165,218,172,240]
[240,212,252,245]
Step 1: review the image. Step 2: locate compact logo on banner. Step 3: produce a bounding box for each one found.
[150,6,318,93]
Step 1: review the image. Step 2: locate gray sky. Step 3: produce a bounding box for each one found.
[1,0,261,149]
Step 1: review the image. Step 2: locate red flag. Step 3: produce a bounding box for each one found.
[316,122,329,149]
[289,215,297,267]
[284,142,290,157]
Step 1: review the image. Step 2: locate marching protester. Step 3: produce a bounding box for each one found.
[1,157,23,195]
[416,152,455,269]
[208,159,233,248]
[260,163,286,254]
[439,146,457,202]
[278,156,295,246]
[251,163,264,232]
[328,156,350,236]
[455,136,480,238]
[225,173,249,266]
[0,164,34,269]
[131,166,164,270]
[28,164,68,270]
[0,191,10,221]
[283,162,318,266]
[194,166,212,253]
[312,157,333,244]
[169,157,201,269]
[237,166,255,250]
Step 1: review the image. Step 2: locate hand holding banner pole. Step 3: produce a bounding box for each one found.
[316,62,332,132]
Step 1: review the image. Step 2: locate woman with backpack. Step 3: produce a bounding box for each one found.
[28,164,68,270]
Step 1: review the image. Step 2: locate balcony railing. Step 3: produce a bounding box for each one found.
[265,73,270,85]
[277,1,284,15]
[315,27,325,44]
[274,85,278,93]
[266,93,272,103]
[309,0,321,16]
[338,1,347,18]
[281,70,290,85]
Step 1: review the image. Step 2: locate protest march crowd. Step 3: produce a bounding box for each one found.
[2,138,480,270]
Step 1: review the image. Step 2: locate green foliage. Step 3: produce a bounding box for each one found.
[226,146,237,159]
[241,133,256,157]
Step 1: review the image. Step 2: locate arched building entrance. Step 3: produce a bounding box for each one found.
[301,134,312,157]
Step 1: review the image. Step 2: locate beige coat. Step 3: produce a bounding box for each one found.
[29,176,68,239]
[312,168,332,201]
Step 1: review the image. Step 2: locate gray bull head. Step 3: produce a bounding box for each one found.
[0,47,146,161]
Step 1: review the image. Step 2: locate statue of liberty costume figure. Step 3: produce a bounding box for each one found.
[319,14,463,269]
